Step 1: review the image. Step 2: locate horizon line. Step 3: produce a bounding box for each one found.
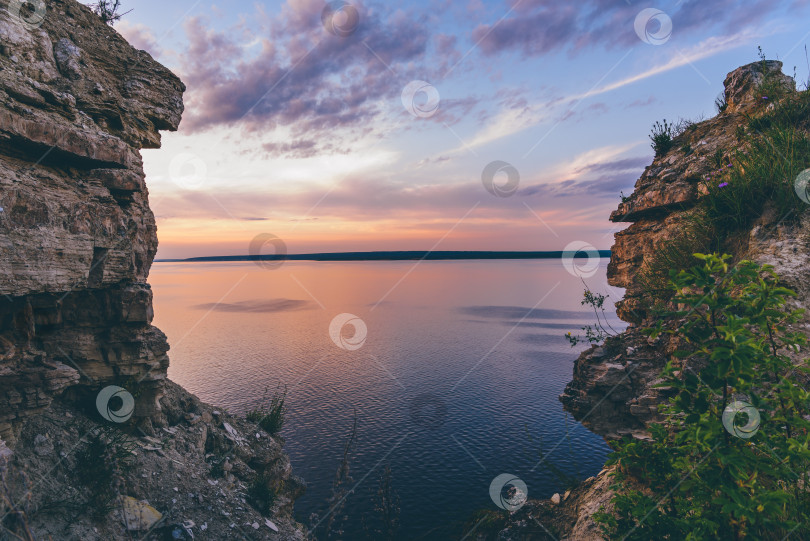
[155,249,612,263]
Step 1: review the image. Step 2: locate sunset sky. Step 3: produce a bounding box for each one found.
[106,0,810,259]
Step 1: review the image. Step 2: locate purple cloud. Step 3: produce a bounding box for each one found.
[177,2,457,158]
[471,0,795,57]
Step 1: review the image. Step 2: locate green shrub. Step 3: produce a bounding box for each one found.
[246,385,288,435]
[649,119,675,158]
[595,254,810,540]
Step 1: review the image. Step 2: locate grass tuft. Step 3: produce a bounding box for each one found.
[246,384,288,435]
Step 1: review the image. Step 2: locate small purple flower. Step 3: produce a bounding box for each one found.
[762,96,769,100]
[726,164,732,168]
[719,182,729,188]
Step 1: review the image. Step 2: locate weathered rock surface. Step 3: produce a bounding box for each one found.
[562,61,809,440]
[526,62,810,540]
[466,465,622,541]
[0,1,306,538]
[6,380,307,540]
[0,0,186,443]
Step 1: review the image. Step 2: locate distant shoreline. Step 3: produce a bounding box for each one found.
[156,250,612,263]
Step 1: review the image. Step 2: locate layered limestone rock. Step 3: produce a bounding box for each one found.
[0,3,307,539]
[608,60,796,322]
[560,61,809,440]
[0,0,184,443]
[509,61,810,541]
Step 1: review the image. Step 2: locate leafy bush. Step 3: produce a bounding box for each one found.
[246,385,288,435]
[649,119,675,158]
[595,254,810,540]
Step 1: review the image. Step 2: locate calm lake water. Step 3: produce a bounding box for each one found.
[150,259,624,539]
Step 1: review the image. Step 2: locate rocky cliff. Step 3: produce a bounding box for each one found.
[560,60,810,441]
[481,61,809,540]
[0,0,184,445]
[0,2,305,539]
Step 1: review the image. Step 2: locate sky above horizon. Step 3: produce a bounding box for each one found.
[103,0,810,259]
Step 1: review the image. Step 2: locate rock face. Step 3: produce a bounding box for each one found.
[512,61,810,541]
[0,3,307,539]
[608,61,795,323]
[0,0,184,444]
[561,61,809,441]
[9,380,307,540]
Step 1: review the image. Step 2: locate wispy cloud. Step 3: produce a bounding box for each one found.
[452,27,775,152]
[573,28,776,101]
[192,299,315,312]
